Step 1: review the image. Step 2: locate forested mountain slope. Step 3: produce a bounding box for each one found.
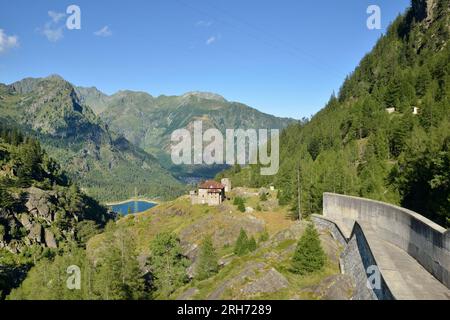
[219,0,450,227]
[0,126,114,298]
[0,76,186,202]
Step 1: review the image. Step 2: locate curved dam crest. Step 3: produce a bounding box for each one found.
[313,193,450,300]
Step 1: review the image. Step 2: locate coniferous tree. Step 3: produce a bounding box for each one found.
[291,224,326,275]
[148,232,189,298]
[234,228,249,256]
[195,236,219,281]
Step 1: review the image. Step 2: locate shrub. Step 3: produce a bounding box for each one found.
[233,197,246,213]
[234,228,257,256]
[258,230,269,243]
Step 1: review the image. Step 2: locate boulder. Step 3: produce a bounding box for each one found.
[28,223,43,243]
[218,256,234,267]
[44,229,57,248]
[245,207,254,213]
[25,187,54,221]
[20,214,33,231]
[186,263,197,280]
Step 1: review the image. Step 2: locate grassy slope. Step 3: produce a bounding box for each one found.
[87,189,344,300]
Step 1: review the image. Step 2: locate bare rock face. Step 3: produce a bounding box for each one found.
[241,268,289,295]
[413,0,438,23]
[28,223,43,243]
[207,262,267,300]
[20,214,33,231]
[44,229,57,248]
[25,187,54,221]
[302,274,355,300]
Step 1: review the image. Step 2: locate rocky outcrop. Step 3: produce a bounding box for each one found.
[24,187,55,222]
[1,187,78,253]
[28,223,43,243]
[207,262,267,300]
[301,274,354,300]
[241,268,289,295]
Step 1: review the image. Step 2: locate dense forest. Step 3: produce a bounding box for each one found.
[218,0,450,227]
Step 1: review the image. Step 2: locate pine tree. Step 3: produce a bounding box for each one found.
[233,229,258,256]
[93,227,146,300]
[195,236,219,281]
[234,228,249,256]
[0,185,16,210]
[148,232,189,298]
[291,224,326,275]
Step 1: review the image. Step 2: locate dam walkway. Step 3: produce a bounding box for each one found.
[319,193,450,300]
[336,219,449,300]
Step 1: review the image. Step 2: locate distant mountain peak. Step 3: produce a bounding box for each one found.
[114,89,154,98]
[45,74,65,81]
[182,91,227,102]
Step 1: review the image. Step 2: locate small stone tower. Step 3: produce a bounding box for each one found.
[221,178,232,193]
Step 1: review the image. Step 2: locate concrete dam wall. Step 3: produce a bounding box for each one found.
[322,193,450,291]
[313,214,394,300]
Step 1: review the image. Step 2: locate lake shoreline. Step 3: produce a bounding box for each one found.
[105,198,160,206]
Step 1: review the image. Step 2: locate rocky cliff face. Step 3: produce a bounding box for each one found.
[0,128,114,254]
[0,185,107,253]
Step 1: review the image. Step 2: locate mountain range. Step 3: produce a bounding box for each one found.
[0,76,294,201]
[75,85,294,178]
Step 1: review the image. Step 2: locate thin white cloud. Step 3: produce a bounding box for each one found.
[206,36,216,45]
[206,35,219,45]
[48,11,66,23]
[39,11,66,42]
[0,29,19,53]
[42,24,64,42]
[94,26,112,37]
[196,20,213,27]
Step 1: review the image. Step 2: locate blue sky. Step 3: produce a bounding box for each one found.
[0,0,410,119]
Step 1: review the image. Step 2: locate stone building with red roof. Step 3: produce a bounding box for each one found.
[190,179,230,206]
